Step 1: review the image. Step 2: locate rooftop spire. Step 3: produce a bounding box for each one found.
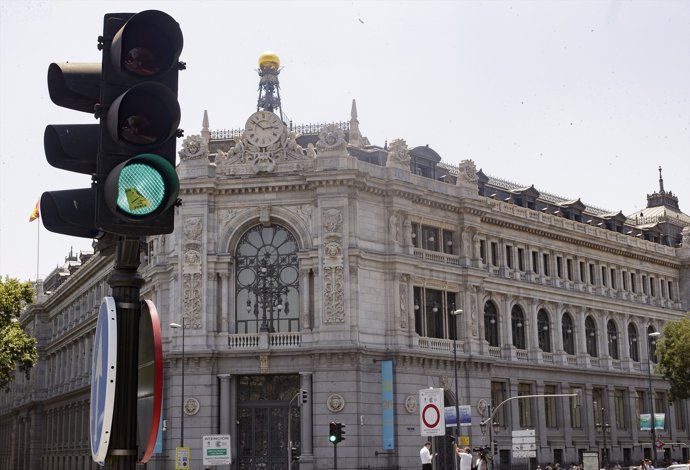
[658,165,665,193]
[256,51,284,122]
[348,99,366,148]
[647,165,680,211]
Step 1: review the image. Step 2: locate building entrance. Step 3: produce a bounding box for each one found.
[237,375,301,470]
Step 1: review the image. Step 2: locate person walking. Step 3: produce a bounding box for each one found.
[420,441,435,470]
[474,449,488,470]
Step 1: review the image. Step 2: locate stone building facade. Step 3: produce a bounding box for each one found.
[1,69,689,470]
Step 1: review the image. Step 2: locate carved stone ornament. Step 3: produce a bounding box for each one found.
[385,138,410,169]
[316,124,347,155]
[682,226,690,247]
[327,393,345,413]
[184,217,203,244]
[405,395,418,414]
[476,398,488,417]
[179,135,208,161]
[457,159,479,184]
[323,208,343,234]
[183,397,200,416]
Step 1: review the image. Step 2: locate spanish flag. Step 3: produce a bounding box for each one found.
[29,200,40,222]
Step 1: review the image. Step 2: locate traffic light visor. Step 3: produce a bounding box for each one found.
[111,10,183,78]
[105,153,179,220]
[106,82,180,149]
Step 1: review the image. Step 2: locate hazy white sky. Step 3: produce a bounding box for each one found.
[1,0,688,281]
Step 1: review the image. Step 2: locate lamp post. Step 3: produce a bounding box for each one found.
[452,308,463,469]
[170,322,185,448]
[594,401,610,468]
[647,331,661,466]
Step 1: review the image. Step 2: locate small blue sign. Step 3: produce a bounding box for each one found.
[90,297,118,465]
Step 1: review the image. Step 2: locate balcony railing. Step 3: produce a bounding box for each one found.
[228,332,301,349]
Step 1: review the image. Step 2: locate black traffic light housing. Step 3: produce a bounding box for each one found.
[41,10,183,239]
[336,422,346,443]
[41,64,102,238]
[96,11,183,236]
[329,422,338,444]
[329,422,345,445]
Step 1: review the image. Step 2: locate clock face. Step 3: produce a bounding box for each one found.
[244,111,283,147]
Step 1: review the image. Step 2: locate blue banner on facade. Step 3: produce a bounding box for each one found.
[381,360,394,449]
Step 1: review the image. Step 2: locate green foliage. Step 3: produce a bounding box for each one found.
[656,313,690,402]
[0,276,38,391]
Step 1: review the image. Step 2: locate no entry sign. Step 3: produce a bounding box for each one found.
[419,388,445,436]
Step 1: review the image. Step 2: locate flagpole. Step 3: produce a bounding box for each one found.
[36,217,40,282]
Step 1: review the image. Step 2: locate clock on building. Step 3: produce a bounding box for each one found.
[244,111,283,147]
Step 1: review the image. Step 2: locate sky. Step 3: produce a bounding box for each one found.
[1,0,688,282]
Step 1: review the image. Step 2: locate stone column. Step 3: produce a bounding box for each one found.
[217,374,232,470]
[220,273,230,333]
[299,372,314,470]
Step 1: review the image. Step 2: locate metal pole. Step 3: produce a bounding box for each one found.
[333,441,338,470]
[106,236,144,470]
[181,321,185,448]
[452,309,462,470]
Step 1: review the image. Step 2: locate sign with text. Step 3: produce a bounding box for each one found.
[639,413,665,430]
[419,388,445,436]
[444,405,472,427]
[203,434,231,466]
[511,429,535,458]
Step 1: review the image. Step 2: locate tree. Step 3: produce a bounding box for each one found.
[655,313,690,402]
[0,276,38,391]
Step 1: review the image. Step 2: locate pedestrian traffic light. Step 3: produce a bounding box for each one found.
[336,422,346,443]
[329,422,338,444]
[41,62,102,238]
[95,10,183,236]
[301,389,309,404]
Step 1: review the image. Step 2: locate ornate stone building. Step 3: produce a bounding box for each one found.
[2,54,689,470]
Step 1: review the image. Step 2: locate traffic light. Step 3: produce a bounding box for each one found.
[41,10,183,239]
[328,422,345,445]
[329,422,338,444]
[301,389,309,405]
[336,422,346,443]
[41,61,102,238]
[96,10,183,236]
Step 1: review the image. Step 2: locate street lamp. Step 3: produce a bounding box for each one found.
[593,401,611,468]
[170,322,185,448]
[647,331,661,466]
[452,308,463,469]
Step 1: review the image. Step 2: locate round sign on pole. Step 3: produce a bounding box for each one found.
[90,297,118,464]
[419,388,445,436]
[137,299,164,464]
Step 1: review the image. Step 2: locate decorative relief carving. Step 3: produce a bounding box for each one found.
[183,397,200,416]
[404,395,418,414]
[403,215,412,246]
[385,138,410,169]
[327,393,345,413]
[179,135,208,161]
[399,277,408,329]
[184,217,203,245]
[219,208,242,229]
[259,355,269,374]
[316,124,347,155]
[471,295,478,336]
[215,122,313,175]
[323,208,343,234]
[183,272,202,329]
[322,207,345,324]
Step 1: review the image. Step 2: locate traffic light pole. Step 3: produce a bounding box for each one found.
[332,440,338,470]
[106,236,144,469]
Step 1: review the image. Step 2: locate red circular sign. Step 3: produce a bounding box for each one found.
[422,403,441,428]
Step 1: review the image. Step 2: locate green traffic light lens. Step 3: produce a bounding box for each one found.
[116,162,166,216]
[329,436,336,443]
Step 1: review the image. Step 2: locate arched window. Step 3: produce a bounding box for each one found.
[484,301,499,347]
[562,313,575,355]
[607,320,619,359]
[511,305,526,349]
[628,323,639,362]
[585,316,598,357]
[537,309,551,352]
[235,224,300,333]
[647,326,658,364]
